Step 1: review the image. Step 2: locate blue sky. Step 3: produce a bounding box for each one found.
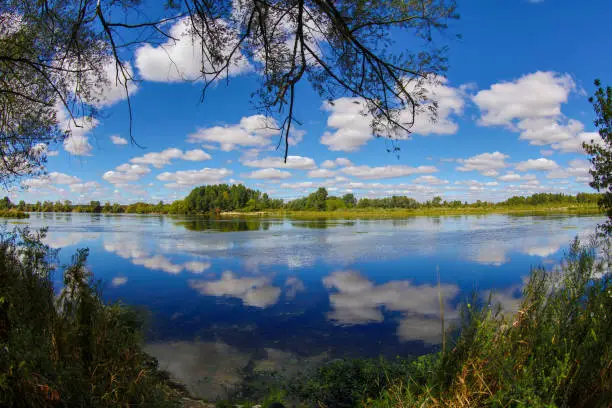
[15,0,612,204]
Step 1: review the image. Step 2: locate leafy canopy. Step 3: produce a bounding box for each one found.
[0,0,457,182]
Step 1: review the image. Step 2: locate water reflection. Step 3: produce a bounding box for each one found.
[323,271,459,344]
[178,218,275,232]
[189,271,282,308]
[14,212,604,399]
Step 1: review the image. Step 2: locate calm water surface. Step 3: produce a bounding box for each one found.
[4,213,603,397]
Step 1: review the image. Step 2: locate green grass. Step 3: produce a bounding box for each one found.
[223,204,603,219]
[0,228,183,407]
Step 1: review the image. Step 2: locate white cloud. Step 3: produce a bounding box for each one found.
[49,172,81,185]
[110,135,128,145]
[188,115,279,151]
[61,114,97,156]
[135,17,250,82]
[321,158,352,168]
[242,155,316,170]
[497,172,537,182]
[341,165,437,180]
[182,149,212,162]
[307,169,336,178]
[320,98,372,152]
[69,181,100,194]
[413,175,449,185]
[399,76,465,135]
[456,152,509,176]
[473,71,574,126]
[103,164,151,186]
[473,71,603,154]
[546,159,591,180]
[515,158,559,172]
[130,148,212,168]
[320,77,464,152]
[157,167,232,187]
[189,271,281,308]
[244,168,292,180]
[91,60,138,108]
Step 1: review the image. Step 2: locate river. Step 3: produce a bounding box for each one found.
[4,212,603,398]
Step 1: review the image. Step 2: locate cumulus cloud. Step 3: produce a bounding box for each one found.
[188,115,279,151]
[69,181,100,194]
[103,163,151,186]
[90,60,138,108]
[399,76,465,135]
[60,112,97,156]
[473,71,574,126]
[242,155,316,170]
[473,71,603,153]
[157,167,232,188]
[244,168,292,180]
[135,17,250,82]
[110,135,128,145]
[189,271,281,308]
[456,152,509,176]
[320,77,465,152]
[497,172,537,182]
[413,175,449,185]
[321,158,352,168]
[341,165,438,180]
[515,158,559,172]
[320,98,373,152]
[130,148,212,168]
[546,159,592,180]
[307,169,336,178]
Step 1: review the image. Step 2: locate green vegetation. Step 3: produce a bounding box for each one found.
[0,229,182,407]
[8,190,605,218]
[0,210,28,218]
[226,239,611,408]
[584,80,612,233]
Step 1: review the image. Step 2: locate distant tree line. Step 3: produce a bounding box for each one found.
[6,188,603,215]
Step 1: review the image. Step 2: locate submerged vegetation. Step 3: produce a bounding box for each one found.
[0,229,181,407]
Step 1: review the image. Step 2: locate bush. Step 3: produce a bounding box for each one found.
[0,229,181,407]
[368,237,612,408]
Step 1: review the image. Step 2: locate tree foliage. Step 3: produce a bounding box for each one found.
[584,79,612,234]
[0,0,457,183]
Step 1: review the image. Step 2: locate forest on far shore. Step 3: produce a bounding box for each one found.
[3,184,604,215]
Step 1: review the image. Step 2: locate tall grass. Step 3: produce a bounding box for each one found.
[366,237,611,408]
[0,229,181,407]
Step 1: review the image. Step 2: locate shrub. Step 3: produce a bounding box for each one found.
[0,228,181,407]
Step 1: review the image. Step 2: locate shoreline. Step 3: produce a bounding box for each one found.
[20,205,604,219]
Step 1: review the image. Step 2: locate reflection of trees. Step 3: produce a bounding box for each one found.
[178,218,271,232]
[290,219,356,229]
